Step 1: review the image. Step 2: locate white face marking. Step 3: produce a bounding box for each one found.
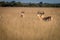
[41,15,45,18]
[37,14,40,17]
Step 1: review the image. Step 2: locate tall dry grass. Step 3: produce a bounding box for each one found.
[0,7,60,40]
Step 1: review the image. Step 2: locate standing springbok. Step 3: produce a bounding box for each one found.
[37,11,44,16]
[37,11,45,18]
[21,11,24,18]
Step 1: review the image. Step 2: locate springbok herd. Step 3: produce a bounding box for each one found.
[20,11,53,21]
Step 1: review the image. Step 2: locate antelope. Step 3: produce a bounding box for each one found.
[37,11,45,18]
[21,11,24,18]
[42,16,52,21]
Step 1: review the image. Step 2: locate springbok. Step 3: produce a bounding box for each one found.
[21,11,24,18]
[37,11,45,18]
[42,16,52,21]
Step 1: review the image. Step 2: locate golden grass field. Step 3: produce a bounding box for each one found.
[0,7,60,40]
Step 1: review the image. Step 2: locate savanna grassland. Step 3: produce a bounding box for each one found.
[0,7,60,40]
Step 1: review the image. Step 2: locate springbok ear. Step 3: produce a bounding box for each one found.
[37,12,39,14]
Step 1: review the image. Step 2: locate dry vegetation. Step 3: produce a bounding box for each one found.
[0,7,60,40]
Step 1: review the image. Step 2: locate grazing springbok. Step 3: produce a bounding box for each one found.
[42,16,52,21]
[21,11,24,18]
